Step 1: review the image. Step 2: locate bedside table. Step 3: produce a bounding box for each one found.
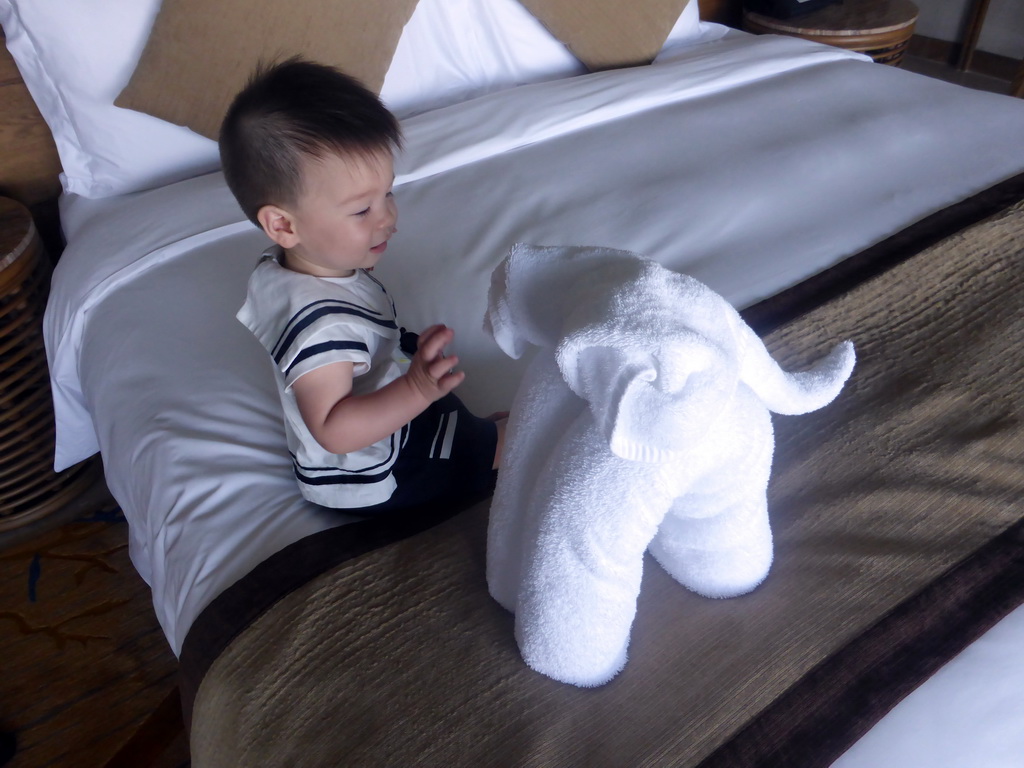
[743,0,919,66]
[0,197,99,531]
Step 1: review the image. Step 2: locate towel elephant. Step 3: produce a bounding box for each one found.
[484,243,855,687]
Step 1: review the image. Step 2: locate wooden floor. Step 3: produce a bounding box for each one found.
[901,53,1018,96]
[0,471,189,768]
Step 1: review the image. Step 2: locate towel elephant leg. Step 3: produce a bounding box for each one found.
[514,414,683,687]
[487,353,586,611]
[648,385,775,599]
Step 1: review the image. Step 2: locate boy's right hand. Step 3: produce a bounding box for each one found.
[404,324,465,402]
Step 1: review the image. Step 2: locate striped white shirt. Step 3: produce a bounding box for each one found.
[237,249,408,508]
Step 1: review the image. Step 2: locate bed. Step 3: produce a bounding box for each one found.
[3,0,1024,765]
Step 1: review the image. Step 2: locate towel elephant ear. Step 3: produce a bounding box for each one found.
[484,243,581,359]
[560,335,740,464]
[484,252,531,359]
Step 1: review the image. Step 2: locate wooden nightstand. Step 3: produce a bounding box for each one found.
[0,197,99,531]
[743,0,919,66]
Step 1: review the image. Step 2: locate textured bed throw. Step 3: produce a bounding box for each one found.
[483,244,854,686]
[185,200,1024,768]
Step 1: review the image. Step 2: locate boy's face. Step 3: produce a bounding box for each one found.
[261,150,398,278]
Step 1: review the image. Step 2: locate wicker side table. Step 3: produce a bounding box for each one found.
[743,0,919,66]
[0,197,98,530]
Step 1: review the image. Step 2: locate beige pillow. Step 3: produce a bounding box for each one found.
[518,0,692,71]
[116,0,420,140]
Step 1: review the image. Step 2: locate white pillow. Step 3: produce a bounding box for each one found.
[664,0,706,50]
[381,0,587,118]
[0,0,705,198]
[0,0,219,199]
[383,0,705,117]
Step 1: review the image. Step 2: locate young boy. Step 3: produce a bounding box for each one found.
[222,58,504,513]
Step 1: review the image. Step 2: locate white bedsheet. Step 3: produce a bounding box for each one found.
[832,603,1024,767]
[44,31,1024,766]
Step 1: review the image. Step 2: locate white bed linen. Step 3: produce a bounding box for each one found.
[45,32,1024,766]
[832,603,1024,767]
[52,33,879,470]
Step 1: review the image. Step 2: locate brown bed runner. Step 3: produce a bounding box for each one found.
[183,199,1024,767]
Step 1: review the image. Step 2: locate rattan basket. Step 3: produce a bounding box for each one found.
[0,197,98,531]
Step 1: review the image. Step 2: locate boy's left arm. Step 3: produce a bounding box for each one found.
[292,324,463,455]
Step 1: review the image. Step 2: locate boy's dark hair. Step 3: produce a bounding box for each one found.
[219,58,402,226]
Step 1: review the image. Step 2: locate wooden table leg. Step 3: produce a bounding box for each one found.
[1012,59,1024,98]
[957,0,991,71]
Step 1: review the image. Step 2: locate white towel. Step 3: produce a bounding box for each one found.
[485,244,855,686]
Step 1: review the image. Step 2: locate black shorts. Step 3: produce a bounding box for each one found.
[352,392,498,516]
